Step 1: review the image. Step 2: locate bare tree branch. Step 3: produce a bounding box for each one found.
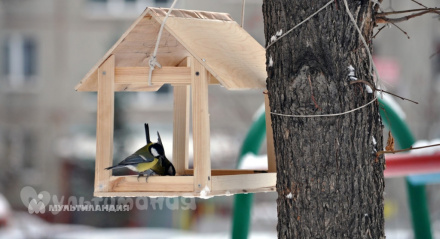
[390,22,410,39]
[377,7,439,17]
[376,8,440,24]
[373,24,387,38]
[350,80,418,104]
[410,0,440,16]
[376,143,440,157]
[411,0,429,9]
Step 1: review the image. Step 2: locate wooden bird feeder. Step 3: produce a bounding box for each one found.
[75,7,276,197]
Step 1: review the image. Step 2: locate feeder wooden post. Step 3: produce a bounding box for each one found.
[191,57,211,192]
[265,92,276,172]
[173,58,191,176]
[95,55,115,193]
[172,88,190,175]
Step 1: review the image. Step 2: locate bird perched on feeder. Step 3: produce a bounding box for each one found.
[105,124,176,181]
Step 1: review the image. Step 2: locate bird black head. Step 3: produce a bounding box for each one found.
[149,143,165,157]
[150,131,167,157]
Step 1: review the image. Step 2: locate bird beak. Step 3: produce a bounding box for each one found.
[168,164,176,176]
[145,123,151,144]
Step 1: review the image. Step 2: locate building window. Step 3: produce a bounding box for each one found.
[2,34,37,89]
[0,128,36,170]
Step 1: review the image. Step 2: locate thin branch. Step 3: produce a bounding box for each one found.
[373,25,387,38]
[390,22,410,39]
[376,7,439,17]
[350,80,418,104]
[376,143,440,157]
[411,0,428,9]
[376,9,440,24]
[410,0,440,16]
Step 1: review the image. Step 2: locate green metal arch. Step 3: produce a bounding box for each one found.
[231,98,432,239]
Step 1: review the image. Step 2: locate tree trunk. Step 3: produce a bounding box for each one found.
[263,1,385,238]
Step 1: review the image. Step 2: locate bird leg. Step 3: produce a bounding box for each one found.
[144,170,155,182]
[137,173,144,182]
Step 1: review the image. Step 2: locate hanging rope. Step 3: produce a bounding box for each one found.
[271,97,377,118]
[148,0,179,86]
[266,0,334,49]
[241,0,246,28]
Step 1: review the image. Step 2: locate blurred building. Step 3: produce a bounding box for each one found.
[0,0,439,236]
[0,0,263,228]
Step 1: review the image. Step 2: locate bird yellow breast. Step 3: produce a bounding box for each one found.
[136,158,159,172]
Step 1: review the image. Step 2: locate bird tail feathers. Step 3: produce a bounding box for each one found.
[105,165,124,170]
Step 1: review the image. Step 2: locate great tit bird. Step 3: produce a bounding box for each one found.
[105,124,176,181]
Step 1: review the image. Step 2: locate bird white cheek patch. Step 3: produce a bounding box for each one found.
[151,148,159,157]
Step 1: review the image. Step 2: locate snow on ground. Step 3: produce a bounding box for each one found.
[239,153,268,170]
[1,209,439,238]
[51,228,440,239]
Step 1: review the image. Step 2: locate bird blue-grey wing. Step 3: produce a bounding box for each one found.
[122,154,154,164]
[105,154,154,170]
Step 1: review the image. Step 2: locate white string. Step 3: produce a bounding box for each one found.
[266,0,334,50]
[241,0,246,28]
[342,0,383,94]
[148,0,179,86]
[271,97,377,118]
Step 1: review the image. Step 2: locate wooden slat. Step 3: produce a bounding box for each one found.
[191,57,212,193]
[95,173,276,197]
[212,173,276,192]
[115,67,191,84]
[94,186,275,198]
[94,55,115,193]
[114,83,162,92]
[77,66,219,92]
[173,84,191,175]
[184,169,268,176]
[109,176,194,192]
[173,57,191,176]
[265,92,276,173]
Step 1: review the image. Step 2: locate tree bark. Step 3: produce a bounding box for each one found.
[263,0,385,238]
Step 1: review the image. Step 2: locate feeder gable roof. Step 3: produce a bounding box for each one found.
[75,7,267,91]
